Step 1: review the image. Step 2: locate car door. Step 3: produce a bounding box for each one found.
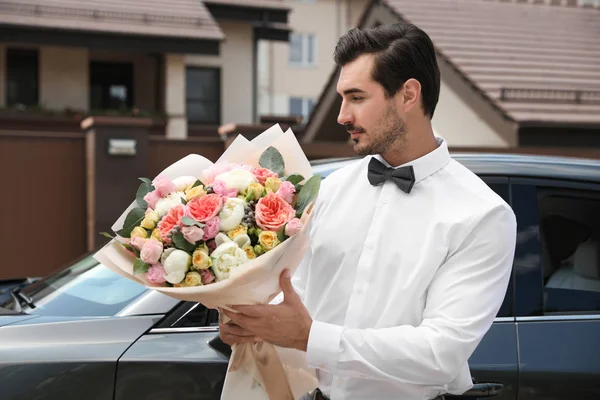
[115,302,228,400]
[511,178,600,400]
[450,177,518,400]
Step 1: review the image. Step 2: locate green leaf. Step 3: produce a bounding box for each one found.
[294,183,304,194]
[191,179,204,189]
[138,177,153,187]
[134,258,150,275]
[136,178,154,209]
[295,174,321,218]
[123,243,139,257]
[172,232,196,252]
[278,224,287,243]
[180,197,188,205]
[285,174,305,186]
[182,216,204,227]
[259,146,285,177]
[100,232,115,240]
[116,207,146,238]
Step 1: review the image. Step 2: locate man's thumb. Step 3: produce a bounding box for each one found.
[280,269,296,301]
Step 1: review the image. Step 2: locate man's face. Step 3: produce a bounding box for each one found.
[336,54,407,156]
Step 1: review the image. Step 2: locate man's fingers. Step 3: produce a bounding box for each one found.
[223,323,255,337]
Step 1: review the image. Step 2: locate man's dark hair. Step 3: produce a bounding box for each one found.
[334,22,441,118]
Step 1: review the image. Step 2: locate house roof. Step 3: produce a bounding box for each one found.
[382,0,600,125]
[0,0,224,41]
[203,0,289,10]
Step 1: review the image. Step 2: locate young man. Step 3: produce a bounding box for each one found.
[221,23,517,400]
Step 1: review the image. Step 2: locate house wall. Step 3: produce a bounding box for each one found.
[186,22,254,125]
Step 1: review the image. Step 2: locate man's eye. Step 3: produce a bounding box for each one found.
[351,97,363,102]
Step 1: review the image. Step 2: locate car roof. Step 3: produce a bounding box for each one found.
[310,153,600,184]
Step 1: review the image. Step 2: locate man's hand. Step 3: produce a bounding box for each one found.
[219,318,260,346]
[221,269,312,351]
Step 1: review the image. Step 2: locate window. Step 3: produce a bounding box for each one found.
[538,188,600,314]
[289,33,316,66]
[186,67,221,125]
[6,48,39,106]
[289,97,315,123]
[90,62,134,110]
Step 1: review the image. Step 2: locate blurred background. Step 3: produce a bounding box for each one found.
[0,0,599,279]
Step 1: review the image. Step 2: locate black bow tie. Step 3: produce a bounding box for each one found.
[367,158,415,194]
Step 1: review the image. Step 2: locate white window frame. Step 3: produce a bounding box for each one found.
[289,33,317,67]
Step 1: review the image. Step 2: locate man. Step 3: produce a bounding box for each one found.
[221,23,517,400]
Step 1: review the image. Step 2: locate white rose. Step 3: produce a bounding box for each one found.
[214,169,256,191]
[219,198,246,232]
[210,242,248,281]
[172,176,198,192]
[155,192,186,217]
[163,249,191,284]
[214,232,250,249]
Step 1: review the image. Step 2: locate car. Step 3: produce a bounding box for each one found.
[1,153,600,400]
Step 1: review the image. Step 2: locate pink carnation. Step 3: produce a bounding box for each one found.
[276,181,296,204]
[153,175,176,197]
[146,264,167,285]
[140,240,163,264]
[212,180,238,197]
[253,167,279,185]
[143,190,161,209]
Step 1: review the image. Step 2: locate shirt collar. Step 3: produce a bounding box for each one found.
[374,137,450,184]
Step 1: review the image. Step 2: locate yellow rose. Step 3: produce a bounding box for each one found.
[192,249,212,270]
[185,185,207,201]
[185,271,203,286]
[131,226,148,239]
[195,243,209,254]
[141,210,160,230]
[264,177,282,193]
[242,245,257,260]
[258,231,280,252]
[151,229,163,242]
[245,183,265,201]
[227,224,248,240]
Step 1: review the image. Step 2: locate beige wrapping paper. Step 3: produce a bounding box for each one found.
[93,124,319,399]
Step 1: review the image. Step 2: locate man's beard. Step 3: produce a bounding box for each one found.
[348,105,407,156]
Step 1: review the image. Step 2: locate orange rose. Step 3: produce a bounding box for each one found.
[157,204,185,242]
[255,193,295,231]
[187,194,223,222]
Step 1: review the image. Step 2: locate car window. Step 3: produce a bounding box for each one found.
[0,255,148,317]
[537,187,600,314]
[169,302,219,328]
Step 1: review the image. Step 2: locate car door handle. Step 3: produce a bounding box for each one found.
[446,383,504,398]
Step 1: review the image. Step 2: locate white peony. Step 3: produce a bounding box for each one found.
[172,176,198,192]
[210,242,248,281]
[214,169,257,191]
[162,249,191,284]
[214,232,251,249]
[219,198,246,231]
[155,192,186,217]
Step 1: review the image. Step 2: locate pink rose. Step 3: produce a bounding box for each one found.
[140,240,163,264]
[130,235,149,251]
[146,264,167,285]
[143,190,161,209]
[187,194,223,222]
[153,175,176,197]
[276,181,296,204]
[255,193,296,231]
[285,218,303,237]
[157,204,185,242]
[202,216,220,240]
[212,180,238,197]
[182,225,204,244]
[200,268,215,285]
[203,162,252,185]
[253,167,279,185]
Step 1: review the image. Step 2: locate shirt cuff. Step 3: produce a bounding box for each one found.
[306,320,344,371]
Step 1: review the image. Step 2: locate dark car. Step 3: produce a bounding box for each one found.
[1,153,600,400]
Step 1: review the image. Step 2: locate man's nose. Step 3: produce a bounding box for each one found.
[337,102,353,126]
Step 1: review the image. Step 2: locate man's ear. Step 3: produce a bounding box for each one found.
[399,78,422,114]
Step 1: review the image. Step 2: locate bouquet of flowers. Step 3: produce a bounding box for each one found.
[94,125,320,400]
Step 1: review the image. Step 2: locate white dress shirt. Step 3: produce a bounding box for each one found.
[291,139,517,400]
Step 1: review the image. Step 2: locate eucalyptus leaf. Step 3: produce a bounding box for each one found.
[181,216,204,227]
[295,174,321,218]
[135,182,150,209]
[138,177,153,187]
[133,258,150,275]
[285,174,305,186]
[278,224,287,243]
[191,179,204,189]
[173,232,196,252]
[116,207,146,238]
[259,146,285,177]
